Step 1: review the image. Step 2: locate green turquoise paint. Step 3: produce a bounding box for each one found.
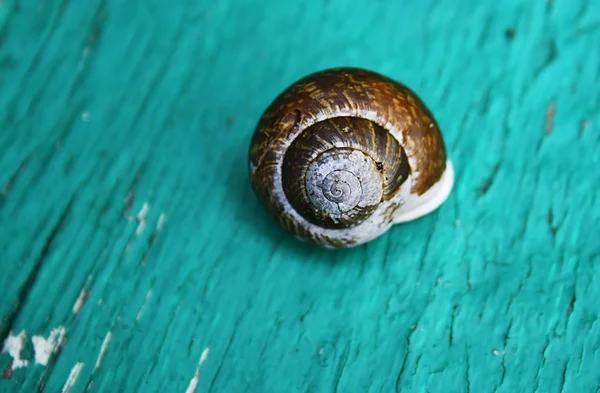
[1,0,599,392]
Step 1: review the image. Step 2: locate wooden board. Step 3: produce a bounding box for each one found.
[1,0,599,392]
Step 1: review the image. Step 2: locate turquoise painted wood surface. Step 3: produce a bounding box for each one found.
[1,0,599,392]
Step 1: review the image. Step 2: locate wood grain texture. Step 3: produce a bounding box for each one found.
[1,0,599,392]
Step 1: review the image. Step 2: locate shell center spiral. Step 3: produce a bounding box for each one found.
[280,117,405,229]
[305,148,383,217]
[321,170,361,210]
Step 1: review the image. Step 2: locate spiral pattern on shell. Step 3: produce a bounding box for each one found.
[281,116,409,229]
[248,67,449,248]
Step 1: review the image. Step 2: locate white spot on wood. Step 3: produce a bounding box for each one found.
[185,347,210,393]
[1,330,28,369]
[93,332,112,372]
[97,298,103,305]
[136,290,153,321]
[157,213,167,231]
[135,202,150,235]
[199,347,209,364]
[185,371,200,393]
[136,221,146,235]
[32,326,66,365]
[62,362,84,393]
[73,289,89,314]
[81,112,90,122]
[455,219,461,227]
[137,202,150,220]
[493,349,499,356]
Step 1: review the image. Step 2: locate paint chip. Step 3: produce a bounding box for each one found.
[136,222,146,236]
[157,213,167,231]
[135,202,150,235]
[73,289,89,315]
[1,330,28,369]
[93,332,112,372]
[62,362,84,393]
[32,326,66,366]
[137,202,150,220]
[199,348,210,365]
[493,349,499,356]
[136,290,153,321]
[185,348,210,393]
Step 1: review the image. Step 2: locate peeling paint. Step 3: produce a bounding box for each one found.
[135,202,150,235]
[136,221,146,235]
[136,290,153,321]
[73,289,89,314]
[73,276,92,315]
[137,202,150,219]
[185,347,210,393]
[32,326,66,366]
[62,362,84,393]
[157,213,167,231]
[1,330,28,369]
[93,332,112,372]
[200,347,209,364]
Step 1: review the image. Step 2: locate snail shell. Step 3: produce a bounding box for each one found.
[248,67,454,248]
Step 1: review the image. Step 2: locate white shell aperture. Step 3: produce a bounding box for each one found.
[393,160,455,224]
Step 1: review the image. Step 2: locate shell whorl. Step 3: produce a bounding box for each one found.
[281,116,409,229]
